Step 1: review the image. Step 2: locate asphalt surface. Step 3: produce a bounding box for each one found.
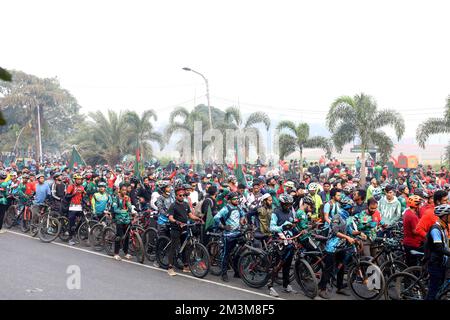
[0,229,351,300]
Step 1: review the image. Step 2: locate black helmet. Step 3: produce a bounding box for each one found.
[227,192,239,200]
[279,194,294,204]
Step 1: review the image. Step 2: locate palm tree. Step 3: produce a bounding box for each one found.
[326,93,405,185]
[276,121,332,180]
[72,110,130,165]
[165,104,225,162]
[416,96,450,166]
[223,107,270,163]
[123,110,164,160]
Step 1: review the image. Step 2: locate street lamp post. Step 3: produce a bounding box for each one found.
[182,67,213,131]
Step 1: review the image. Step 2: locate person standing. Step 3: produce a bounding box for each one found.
[378,185,402,227]
[403,195,424,266]
[66,174,86,246]
[0,171,11,234]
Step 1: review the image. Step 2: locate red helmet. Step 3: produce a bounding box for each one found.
[407,195,422,209]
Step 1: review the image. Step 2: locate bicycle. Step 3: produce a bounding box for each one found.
[37,203,62,243]
[155,222,210,278]
[89,212,114,251]
[102,213,145,263]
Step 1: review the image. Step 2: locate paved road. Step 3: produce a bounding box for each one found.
[0,230,350,300]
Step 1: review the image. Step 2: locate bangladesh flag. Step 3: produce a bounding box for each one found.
[133,147,144,180]
[234,138,246,186]
[69,146,86,169]
[204,205,214,231]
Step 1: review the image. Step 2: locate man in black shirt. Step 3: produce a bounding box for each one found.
[137,176,153,209]
[167,186,202,276]
[353,189,367,215]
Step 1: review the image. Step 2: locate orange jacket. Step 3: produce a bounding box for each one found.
[415,206,438,239]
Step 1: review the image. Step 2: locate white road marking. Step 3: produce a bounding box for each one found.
[6,230,283,300]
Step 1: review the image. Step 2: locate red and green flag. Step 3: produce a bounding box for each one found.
[134,147,144,180]
[234,138,247,186]
[69,146,86,169]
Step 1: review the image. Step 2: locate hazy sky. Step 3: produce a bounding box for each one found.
[3,0,450,142]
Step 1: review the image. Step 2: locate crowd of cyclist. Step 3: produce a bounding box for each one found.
[0,158,449,300]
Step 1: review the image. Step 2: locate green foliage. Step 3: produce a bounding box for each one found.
[0,66,12,126]
[0,70,83,156]
[416,95,450,148]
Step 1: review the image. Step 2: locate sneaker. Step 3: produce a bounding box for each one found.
[221,274,229,282]
[124,254,132,260]
[283,285,297,294]
[318,289,331,300]
[0,229,6,234]
[336,288,351,296]
[168,268,177,276]
[182,266,190,273]
[269,287,279,297]
[114,255,122,261]
[68,239,77,246]
[153,261,160,268]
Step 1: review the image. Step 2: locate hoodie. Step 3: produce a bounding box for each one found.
[378,196,402,225]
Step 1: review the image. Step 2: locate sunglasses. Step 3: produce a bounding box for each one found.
[177,193,186,197]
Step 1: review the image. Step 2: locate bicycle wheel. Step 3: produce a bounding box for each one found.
[38,214,61,243]
[238,251,271,288]
[385,272,426,300]
[58,216,70,242]
[294,258,318,299]
[142,227,158,262]
[155,236,171,269]
[403,266,429,293]
[89,223,105,251]
[347,261,385,300]
[77,220,96,246]
[3,205,17,229]
[187,243,210,278]
[207,240,222,276]
[128,232,145,264]
[102,226,116,256]
[437,283,450,300]
[380,259,408,279]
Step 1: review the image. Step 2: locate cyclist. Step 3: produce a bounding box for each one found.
[378,184,402,227]
[66,173,86,246]
[213,192,247,282]
[167,186,203,276]
[323,188,342,226]
[416,190,448,239]
[318,205,356,299]
[248,193,273,244]
[0,171,11,233]
[424,204,450,300]
[268,194,298,297]
[307,182,322,220]
[111,183,133,261]
[51,173,66,214]
[397,185,409,213]
[91,182,112,220]
[402,195,424,266]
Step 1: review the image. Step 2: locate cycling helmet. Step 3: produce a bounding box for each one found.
[340,198,355,210]
[397,185,407,193]
[73,174,83,180]
[36,174,44,179]
[284,181,295,189]
[22,174,29,179]
[407,195,422,208]
[228,175,237,182]
[183,183,193,190]
[372,187,383,201]
[434,204,450,217]
[307,182,320,192]
[279,194,294,204]
[227,192,239,200]
[0,171,7,179]
[97,182,107,188]
[414,188,428,199]
[302,195,315,207]
[10,171,17,177]
[343,185,354,195]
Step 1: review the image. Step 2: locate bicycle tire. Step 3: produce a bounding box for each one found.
[89,223,105,251]
[187,243,210,278]
[128,231,145,263]
[38,214,61,243]
[142,227,158,262]
[238,251,271,288]
[155,236,171,269]
[206,240,222,276]
[3,205,17,229]
[102,226,116,256]
[385,272,426,300]
[294,258,318,299]
[403,266,429,293]
[437,284,450,301]
[348,261,385,300]
[29,213,40,237]
[58,216,71,242]
[380,259,408,279]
